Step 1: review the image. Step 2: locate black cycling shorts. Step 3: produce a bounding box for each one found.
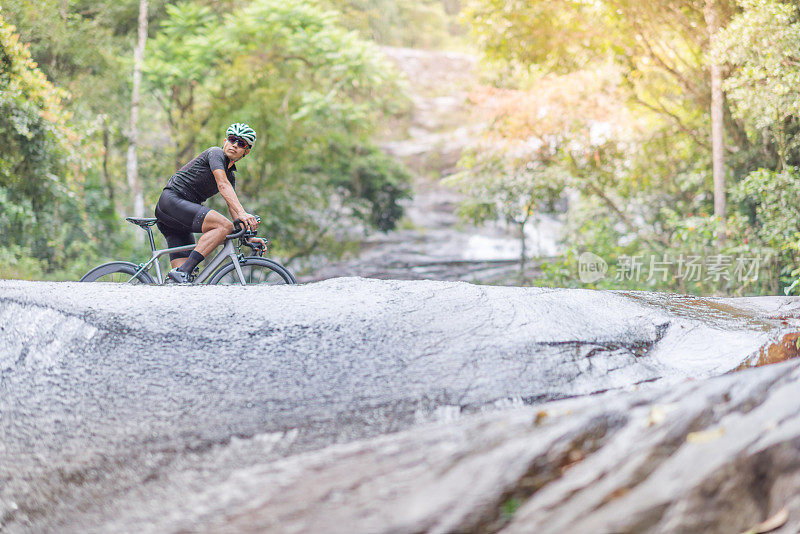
[154,187,211,260]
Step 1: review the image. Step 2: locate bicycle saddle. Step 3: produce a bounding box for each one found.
[125,217,158,228]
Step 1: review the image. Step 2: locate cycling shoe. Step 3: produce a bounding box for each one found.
[166,268,191,284]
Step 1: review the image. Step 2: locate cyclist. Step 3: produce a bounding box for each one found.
[154,123,265,283]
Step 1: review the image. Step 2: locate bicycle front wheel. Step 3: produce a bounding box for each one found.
[79,261,155,284]
[208,257,296,285]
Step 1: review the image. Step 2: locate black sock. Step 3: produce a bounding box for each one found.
[178,250,205,273]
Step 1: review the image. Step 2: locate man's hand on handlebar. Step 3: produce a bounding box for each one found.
[248,236,266,255]
[232,215,265,254]
[239,212,260,232]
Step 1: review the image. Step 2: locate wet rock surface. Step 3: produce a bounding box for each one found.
[2,278,800,532]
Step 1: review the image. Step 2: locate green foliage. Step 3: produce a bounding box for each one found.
[447,145,567,228]
[0,12,101,274]
[322,140,412,232]
[462,0,609,72]
[453,0,800,295]
[0,0,414,279]
[0,12,71,184]
[536,206,778,296]
[0,245,46,280]
[729,167,800,292]
[731,167,800,249]
[144,2,230,168]
[146,3,228,88]
[1,0,154,135]
[715,0,800,169]
[326,0,464,49]
[532,126,783,295]
[2,0,167,264]
[144,0,412,259]
[500,497,522,520]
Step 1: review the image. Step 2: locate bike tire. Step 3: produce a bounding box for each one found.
[79,261,156,284]
[207,257,296,285]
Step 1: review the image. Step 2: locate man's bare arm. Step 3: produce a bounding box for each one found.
[212,169,258,230]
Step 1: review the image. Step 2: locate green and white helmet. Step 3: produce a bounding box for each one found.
[226,123,256,147]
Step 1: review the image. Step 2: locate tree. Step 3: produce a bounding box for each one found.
[448,68,625,278]
[453,0,800,294]
[713,0,800,292]
[0,12,97,276]
[143,1,228,171]
[715,0,800,171]
[323,0,459,49]
[144,0,412,259]
[704,0,726,238]
[462,0,609,73]
[462,0,740,236]
[126,0,149,219]
[2,0,173,232]
[450,148,568,280]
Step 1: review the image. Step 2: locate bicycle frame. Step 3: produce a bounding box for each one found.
[129,226,248,285]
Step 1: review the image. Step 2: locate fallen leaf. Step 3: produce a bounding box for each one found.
[739,507,788,534]
[686,427,725,444]
[647,405,667,426]
[534,411,548,425]
[608,487,629,500]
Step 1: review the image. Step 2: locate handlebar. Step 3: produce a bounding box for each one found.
[229,216,267,256]
[227,225,247,239]
[228,216,261,239]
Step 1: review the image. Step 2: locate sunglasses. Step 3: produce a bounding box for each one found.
[227,135,251,149]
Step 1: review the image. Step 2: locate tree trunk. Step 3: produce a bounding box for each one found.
[518,220,527,284]
[704,0,726,244]
[126,0,148,223]
[102,118,115,210]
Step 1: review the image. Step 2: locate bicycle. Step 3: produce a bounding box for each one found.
[80,216,297,285]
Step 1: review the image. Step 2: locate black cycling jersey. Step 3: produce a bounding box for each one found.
[155,146,236,260]
[166,147,236,204]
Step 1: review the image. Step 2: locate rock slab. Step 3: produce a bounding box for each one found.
[1,278,800,532]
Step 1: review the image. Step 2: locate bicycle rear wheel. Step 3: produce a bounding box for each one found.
[207,257,296,285]
[80,261,155,284]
